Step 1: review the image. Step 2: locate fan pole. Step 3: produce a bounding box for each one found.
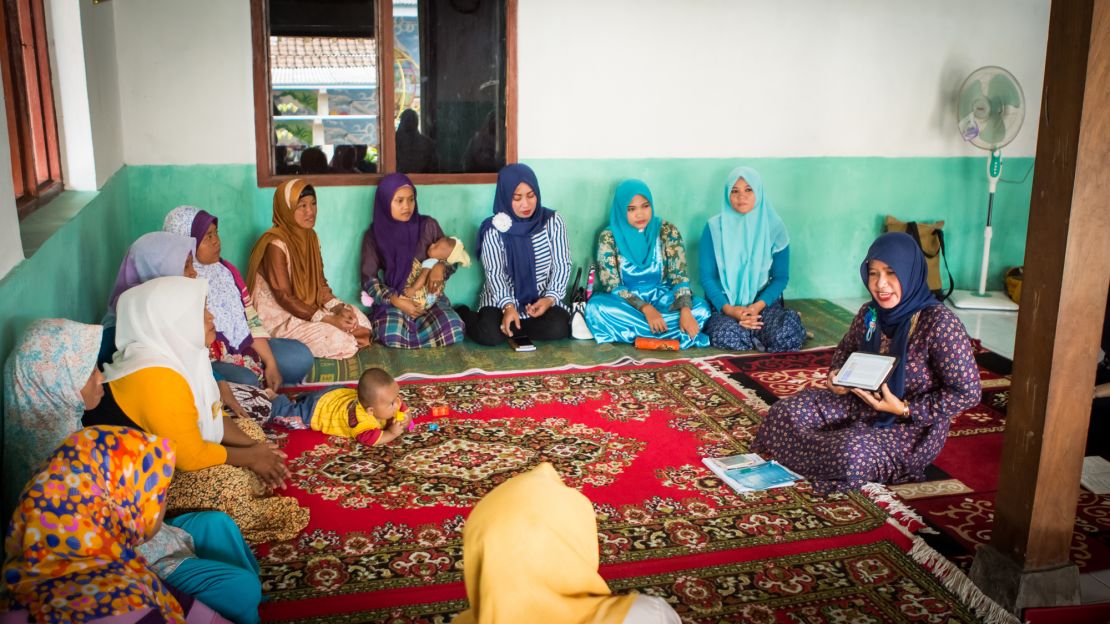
[977,151,1001,295]
[952,150,1017,310]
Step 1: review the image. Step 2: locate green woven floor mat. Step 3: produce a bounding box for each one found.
[303,298,854,382]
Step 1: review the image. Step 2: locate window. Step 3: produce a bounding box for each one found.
[251,0,516,186]
[0,0,62,216]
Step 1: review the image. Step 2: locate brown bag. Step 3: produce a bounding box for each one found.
[1004,266,1023,304]
[884,216,953,300]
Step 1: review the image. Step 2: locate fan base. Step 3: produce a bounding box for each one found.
[950,289,1019,311]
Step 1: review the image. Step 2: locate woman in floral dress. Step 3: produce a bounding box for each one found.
[753,232,981,494]
[585,179,710,349]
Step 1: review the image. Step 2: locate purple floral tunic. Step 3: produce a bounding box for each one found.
[752,303,981,494]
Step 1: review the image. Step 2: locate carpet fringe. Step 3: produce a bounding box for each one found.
[860,482,930,532]
[907,536,1020,624]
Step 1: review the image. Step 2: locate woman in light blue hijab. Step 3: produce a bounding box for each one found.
[699,166,806,352]
[585,179,710,349]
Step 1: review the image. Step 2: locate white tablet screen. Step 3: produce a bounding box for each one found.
[834,352,898,391]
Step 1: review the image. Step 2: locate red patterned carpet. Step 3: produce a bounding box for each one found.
[707,346,1110,576]
[255,361,1006,623]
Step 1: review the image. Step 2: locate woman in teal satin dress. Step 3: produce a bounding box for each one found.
[584,179,711,349]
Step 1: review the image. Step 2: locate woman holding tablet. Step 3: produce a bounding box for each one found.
[752,232,981,494]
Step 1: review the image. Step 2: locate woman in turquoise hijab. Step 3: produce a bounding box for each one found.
[585,179,710,349]
[699,166,805,352]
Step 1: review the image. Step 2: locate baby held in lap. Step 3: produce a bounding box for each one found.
[269,367,409,446]
[403,236,470,311]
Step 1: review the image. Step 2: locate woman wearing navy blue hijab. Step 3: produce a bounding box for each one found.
[753,232,981,494]
[458,164,572,345]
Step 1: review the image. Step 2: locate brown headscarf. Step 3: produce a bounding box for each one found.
[245,179,328,307]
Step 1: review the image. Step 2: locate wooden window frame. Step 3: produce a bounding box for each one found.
[251,0,517,187]
[0,0,63,218]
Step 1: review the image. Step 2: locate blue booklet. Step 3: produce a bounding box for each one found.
[701,454,803,493]
[724,461,800,491]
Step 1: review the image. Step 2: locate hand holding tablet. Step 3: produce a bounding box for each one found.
[833,352,910,418]
[831,352,898,392]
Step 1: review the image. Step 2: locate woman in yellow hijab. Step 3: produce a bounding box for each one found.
[454,463,680,624]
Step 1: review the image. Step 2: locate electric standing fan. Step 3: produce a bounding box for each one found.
[951,65,1024,311]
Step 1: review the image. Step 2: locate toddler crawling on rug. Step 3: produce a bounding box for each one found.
[269,367,409,446]
[402,236,471,311]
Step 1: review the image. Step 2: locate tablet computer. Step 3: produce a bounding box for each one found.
[832,352,898,392]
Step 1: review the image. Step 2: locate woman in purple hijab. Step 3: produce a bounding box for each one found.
[97,232,198,367]
[164,205,314,387]
[359,173,466,348]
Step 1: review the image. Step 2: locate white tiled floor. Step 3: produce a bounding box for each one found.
[831,298,1018,359]
[1080,571,1110,604]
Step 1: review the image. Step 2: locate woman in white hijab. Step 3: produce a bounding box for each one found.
[85,276,309,543]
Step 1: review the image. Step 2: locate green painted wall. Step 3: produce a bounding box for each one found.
[127,157,1033,307]
[0,170,131,371]
[0,171,131,516]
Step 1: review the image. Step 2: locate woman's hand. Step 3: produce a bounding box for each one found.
[391,295,423,319]
[851,383,907,416]
[524,297,554,318]
[246,443,290,490]
[737,301,767,330]
[826,368,850,395]
[724,302,765,329]
[336,304,359,329]
[679,307,699,339]
[252,339,283,391]
[323,310,356,332]
[738,313,764,330]
[426,263,447,295]
[218,381,250,420]
[263,366,283,392]
[500,305,522,336]
[642,304,668,334]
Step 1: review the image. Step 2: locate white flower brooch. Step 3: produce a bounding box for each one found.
[492,212,513,233]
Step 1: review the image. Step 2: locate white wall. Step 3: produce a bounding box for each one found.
[113,0,256,165]
[111,0,1050,165]
[47,0,96,190]
[0,86,24,278]
[78,0,125,188]
[519,0,1050,158]
[45,0,125,191]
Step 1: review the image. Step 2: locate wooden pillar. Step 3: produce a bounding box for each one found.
[970,0,1110,613]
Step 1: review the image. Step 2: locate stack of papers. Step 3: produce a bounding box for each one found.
[702,453,803,493]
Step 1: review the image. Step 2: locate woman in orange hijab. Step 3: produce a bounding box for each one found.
[454,463,680,624]
[246,179,372,359]
[4,426,185,622]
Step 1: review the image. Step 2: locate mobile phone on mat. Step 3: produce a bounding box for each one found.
[507,334,536,352]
